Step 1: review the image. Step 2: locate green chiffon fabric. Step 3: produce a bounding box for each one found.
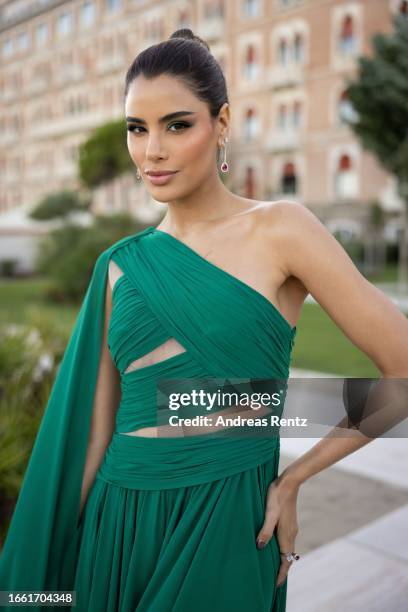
[0,226,297,611]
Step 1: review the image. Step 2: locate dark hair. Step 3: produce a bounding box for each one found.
[124,28,229,118]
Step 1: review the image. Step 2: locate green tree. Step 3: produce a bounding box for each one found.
[78,118,134,188]
[29,190,90,220]
[35,214,144,302]
[345,14,408,286]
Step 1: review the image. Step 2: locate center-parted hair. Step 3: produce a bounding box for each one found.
[124,28,229,118]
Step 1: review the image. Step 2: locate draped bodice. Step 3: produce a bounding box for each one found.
[107,227,297,434]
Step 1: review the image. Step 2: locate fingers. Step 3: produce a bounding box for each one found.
[276,558,291,587]
[256,508,278,549]
[256,512,298,588]
[276,528,299,584]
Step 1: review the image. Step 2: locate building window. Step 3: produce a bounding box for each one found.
[2,39,13,57]
[81,2,96,27]
[106,0,122,12]
[293,100,302,127]
[58,12,73,37]
[203,0,224,19]
[334,153,358,199]
[338,14,356,56]
[244,108,259,140]
[278,38,289,65]
[293,33,305,63]
[244,44,259,79]
[36,23,48,46]
[399,0,408,15]
[337,90,358,124]
[243,0,261,18]
[275,100,303,131]
[18,31,29,51]
[178,8,191,27]
[244,166,256,198]
[280,161,297,194]
[277,0,304,8]
[277,104,288,129]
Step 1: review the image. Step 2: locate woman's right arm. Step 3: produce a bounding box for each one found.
[79,262,121,517]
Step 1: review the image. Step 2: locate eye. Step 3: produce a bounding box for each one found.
[168,121,191,131]
[126,121,192,134]
[127,125,144,134]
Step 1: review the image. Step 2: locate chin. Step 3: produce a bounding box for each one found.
[149,191,174,204]
[148,186,186,203]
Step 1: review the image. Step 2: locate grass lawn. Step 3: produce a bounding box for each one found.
[0,277,395,377]
[0,276,78,337]
[292,302,381,377]
[365,263,398,284]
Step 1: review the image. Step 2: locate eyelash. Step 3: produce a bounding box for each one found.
[127,122,192,134]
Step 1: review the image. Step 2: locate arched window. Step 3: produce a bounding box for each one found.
[246,44,255,63]
[280,162,297,194]
[334,153,358,199]
[244,166,256,198]
[337,90,358,124]
[339,14,356,56]
[243,0,260,17]
[278,38,289,65]
[178,9,190,27]
[277,104,287,129]
[293,33,304,63]
[339,154,351,171]
[244,108,259,140]
[293,100,302,128]
[399,0,408,15]
[204,0,224,19]
[244,44,258,79]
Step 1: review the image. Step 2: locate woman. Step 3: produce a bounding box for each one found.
[1,28,407,612]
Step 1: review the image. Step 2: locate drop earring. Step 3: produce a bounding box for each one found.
[220,137,229,173]
[136,167,141,180]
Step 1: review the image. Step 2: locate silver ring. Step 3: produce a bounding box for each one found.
[280,552,300,562]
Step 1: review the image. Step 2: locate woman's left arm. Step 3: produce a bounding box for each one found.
[257,201,408,586]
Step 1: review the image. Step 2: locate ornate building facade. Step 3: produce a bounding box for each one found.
[0,0,406,236]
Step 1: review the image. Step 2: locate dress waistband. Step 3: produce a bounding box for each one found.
[96,430,281,490]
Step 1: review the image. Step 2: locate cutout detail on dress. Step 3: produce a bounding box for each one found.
[124,337,187,374]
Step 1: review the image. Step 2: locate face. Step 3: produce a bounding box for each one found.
[125,73,229,202]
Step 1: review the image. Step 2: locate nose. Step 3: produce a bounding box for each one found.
[145,134,167,161]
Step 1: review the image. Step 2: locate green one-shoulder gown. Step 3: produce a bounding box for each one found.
[0,226,297,611]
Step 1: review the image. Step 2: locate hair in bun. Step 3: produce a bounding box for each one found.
[125,27,228,119]
[169,28,211,52]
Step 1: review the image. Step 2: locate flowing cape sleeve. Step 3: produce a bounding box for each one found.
[0,236,135,605]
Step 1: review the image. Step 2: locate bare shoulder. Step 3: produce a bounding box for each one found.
[260,200,408,375]
[258,199,318,234]
[259,199,335,270]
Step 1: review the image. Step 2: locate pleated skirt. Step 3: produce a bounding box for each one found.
[72,435,288,612]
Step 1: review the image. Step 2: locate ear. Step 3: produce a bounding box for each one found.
[217,102,230,142]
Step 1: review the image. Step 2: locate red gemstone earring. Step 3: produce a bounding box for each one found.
[220,137,229,173]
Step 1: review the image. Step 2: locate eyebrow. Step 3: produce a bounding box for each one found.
[125,111,196,124]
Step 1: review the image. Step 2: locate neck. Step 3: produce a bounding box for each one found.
[157,175,244,236]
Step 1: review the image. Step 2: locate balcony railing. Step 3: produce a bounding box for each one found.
[267,63,304,89]
[266,128,302,152]
[55,64,85,85]
[27,110,109,139]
